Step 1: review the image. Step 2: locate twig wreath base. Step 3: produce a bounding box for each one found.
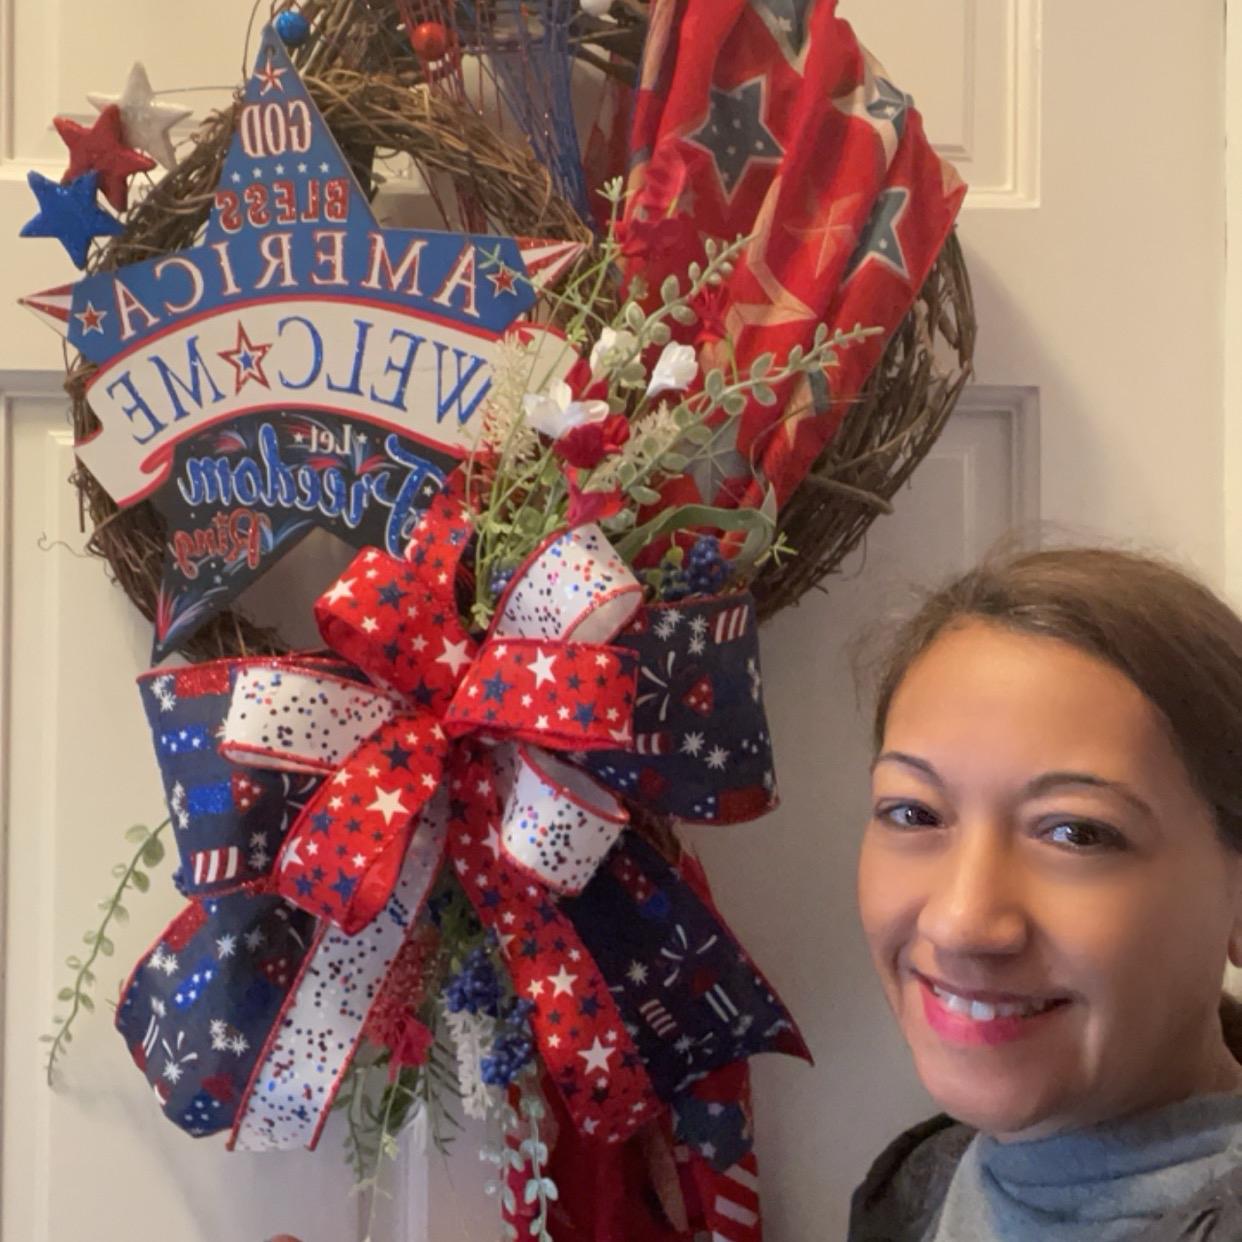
[65,61,974,660]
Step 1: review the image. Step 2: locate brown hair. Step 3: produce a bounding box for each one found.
[866,546,1242,850]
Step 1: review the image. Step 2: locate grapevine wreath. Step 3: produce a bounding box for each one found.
[20,1,973,1238]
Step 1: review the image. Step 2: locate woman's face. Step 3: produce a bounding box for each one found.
[858,619,1242,1140]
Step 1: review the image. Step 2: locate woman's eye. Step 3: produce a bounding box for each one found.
[876,802,941,829]
[1040,819,1125,852]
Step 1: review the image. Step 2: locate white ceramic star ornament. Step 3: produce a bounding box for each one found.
[87,63,192,171]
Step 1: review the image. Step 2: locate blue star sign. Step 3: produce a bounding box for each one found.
[19,25,583,658]
[23,26,581,509]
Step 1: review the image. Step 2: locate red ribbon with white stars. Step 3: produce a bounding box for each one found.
[222,493,644,932]
[221,493,668,1142]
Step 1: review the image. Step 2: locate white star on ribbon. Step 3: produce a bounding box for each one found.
[280,836,304,871]
[528,649,557,688]
[577,1037,616,1075]
[437,637,472,677]
[369,786,409,825]
[323,577,354,605]
[548,965,578,997]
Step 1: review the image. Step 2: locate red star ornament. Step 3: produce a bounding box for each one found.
[53,104,155,213]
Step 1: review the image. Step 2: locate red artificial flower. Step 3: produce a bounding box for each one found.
[562,354,611,403]
[566,473,624,527]
[554,413,631,469]
[691,284,730,345]
[615,212,701,265]
[563,355,593,395]
[384,1013,434,1082]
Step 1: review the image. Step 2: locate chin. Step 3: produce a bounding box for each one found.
[912,1049,1067,1138]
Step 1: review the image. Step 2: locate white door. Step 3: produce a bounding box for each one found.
[0,6,360,1241]
[0,3,1227,1242]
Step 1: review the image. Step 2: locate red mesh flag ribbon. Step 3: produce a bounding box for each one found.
[624,0,966,508]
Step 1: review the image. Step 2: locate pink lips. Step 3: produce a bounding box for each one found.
[918,976,1068,1047]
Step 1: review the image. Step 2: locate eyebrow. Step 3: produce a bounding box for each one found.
[872,751,1156,820]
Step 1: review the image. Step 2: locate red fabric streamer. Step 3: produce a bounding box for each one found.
[623,0,966,509]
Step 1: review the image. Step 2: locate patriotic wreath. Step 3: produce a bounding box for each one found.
[23,2,971,1238]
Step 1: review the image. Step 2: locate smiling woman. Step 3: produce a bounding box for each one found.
[849,547,1242,1242]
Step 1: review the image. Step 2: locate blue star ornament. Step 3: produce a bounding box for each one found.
[20,171,124,269]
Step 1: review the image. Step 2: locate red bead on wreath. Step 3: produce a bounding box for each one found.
[410,20,449,61]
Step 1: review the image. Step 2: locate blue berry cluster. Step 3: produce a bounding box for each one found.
[660,535,732,600]
[481,998,536,1087]
[489,564,516,602]
[444,947,536,1087]
[444,946,502,1017]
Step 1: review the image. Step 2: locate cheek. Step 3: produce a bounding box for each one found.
[1037,864,1230,1013]
[857,830,920,964]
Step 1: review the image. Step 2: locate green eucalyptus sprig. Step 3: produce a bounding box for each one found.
[42,818,169,1085]
[468,320,880,621]
[515,1086,557,1241]
[591,231,751,404]
[469,175,882,628]
[485,1072,558,1242]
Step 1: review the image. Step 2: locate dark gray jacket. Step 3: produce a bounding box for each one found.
[846,1113,1242,1242]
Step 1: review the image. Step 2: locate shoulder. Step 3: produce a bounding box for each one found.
[847,1114,975,1242]
[1138,1158,1242,1241]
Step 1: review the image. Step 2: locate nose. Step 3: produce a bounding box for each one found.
[916,821,1028,958]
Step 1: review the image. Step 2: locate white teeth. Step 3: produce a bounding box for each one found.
[929,982,1053,1021]
[995,1001,1031,1019]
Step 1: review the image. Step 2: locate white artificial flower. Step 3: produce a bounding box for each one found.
[646,342,698,399]
[589,326,639,377]
[521,380,610,439]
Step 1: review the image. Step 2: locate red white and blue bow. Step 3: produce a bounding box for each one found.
[118,493,806,1153]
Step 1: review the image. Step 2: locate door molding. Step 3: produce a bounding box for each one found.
[1227,0,1242,599]
[0,369,72,1241]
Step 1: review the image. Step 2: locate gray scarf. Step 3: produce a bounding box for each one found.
[929,1092,1242,1241]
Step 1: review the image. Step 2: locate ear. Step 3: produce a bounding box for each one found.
[1229,864,1242,968]
[1227,859,1242,968]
